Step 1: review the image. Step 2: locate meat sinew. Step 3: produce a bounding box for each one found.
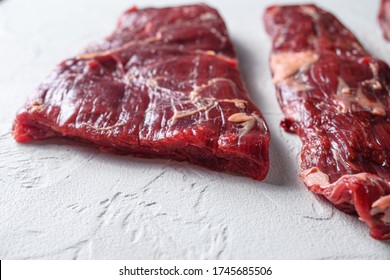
[379,0,390,40]
[13,4,270,180]
[264,4,390,239]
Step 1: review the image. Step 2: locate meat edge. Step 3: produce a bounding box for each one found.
[13,111,270,181]
[301,168,390,240]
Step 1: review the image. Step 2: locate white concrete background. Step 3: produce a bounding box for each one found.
[0,0,389,259]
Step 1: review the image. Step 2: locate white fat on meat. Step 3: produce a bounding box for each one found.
[300,167,330,187]
[337,84,386,116]
[300,6,320,20]
[270,51,319,84]
[371,195,390,225]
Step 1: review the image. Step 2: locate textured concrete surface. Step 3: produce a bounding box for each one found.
[0,0,389,259]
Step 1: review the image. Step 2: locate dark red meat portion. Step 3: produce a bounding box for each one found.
[379,0,390,40]
[264,4,390,239]
[13,4,270,180]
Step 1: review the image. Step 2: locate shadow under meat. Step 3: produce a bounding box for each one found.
[232,37,298,187]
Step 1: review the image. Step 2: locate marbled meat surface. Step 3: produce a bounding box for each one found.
[13,4,270,180]
[264,4,390,239]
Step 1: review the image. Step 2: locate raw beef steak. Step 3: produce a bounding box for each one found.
[13,4,270,180]
[264,4,390,239]
[379,0,390,40]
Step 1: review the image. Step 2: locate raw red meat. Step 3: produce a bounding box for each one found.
[264,4,390,239]
[13,4,270,180]
[379,0,390,40]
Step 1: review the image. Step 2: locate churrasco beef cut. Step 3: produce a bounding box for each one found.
[13,4,270,180]
[379,0,390,40]
[264,4,390,239]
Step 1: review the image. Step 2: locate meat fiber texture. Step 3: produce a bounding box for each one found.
[264,4,390,240]
[12,4,270,180]
[379,0,390,40]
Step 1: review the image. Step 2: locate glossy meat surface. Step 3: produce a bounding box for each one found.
[379,0,390,40]
[13,4,270,180]
[264,4,390,239]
